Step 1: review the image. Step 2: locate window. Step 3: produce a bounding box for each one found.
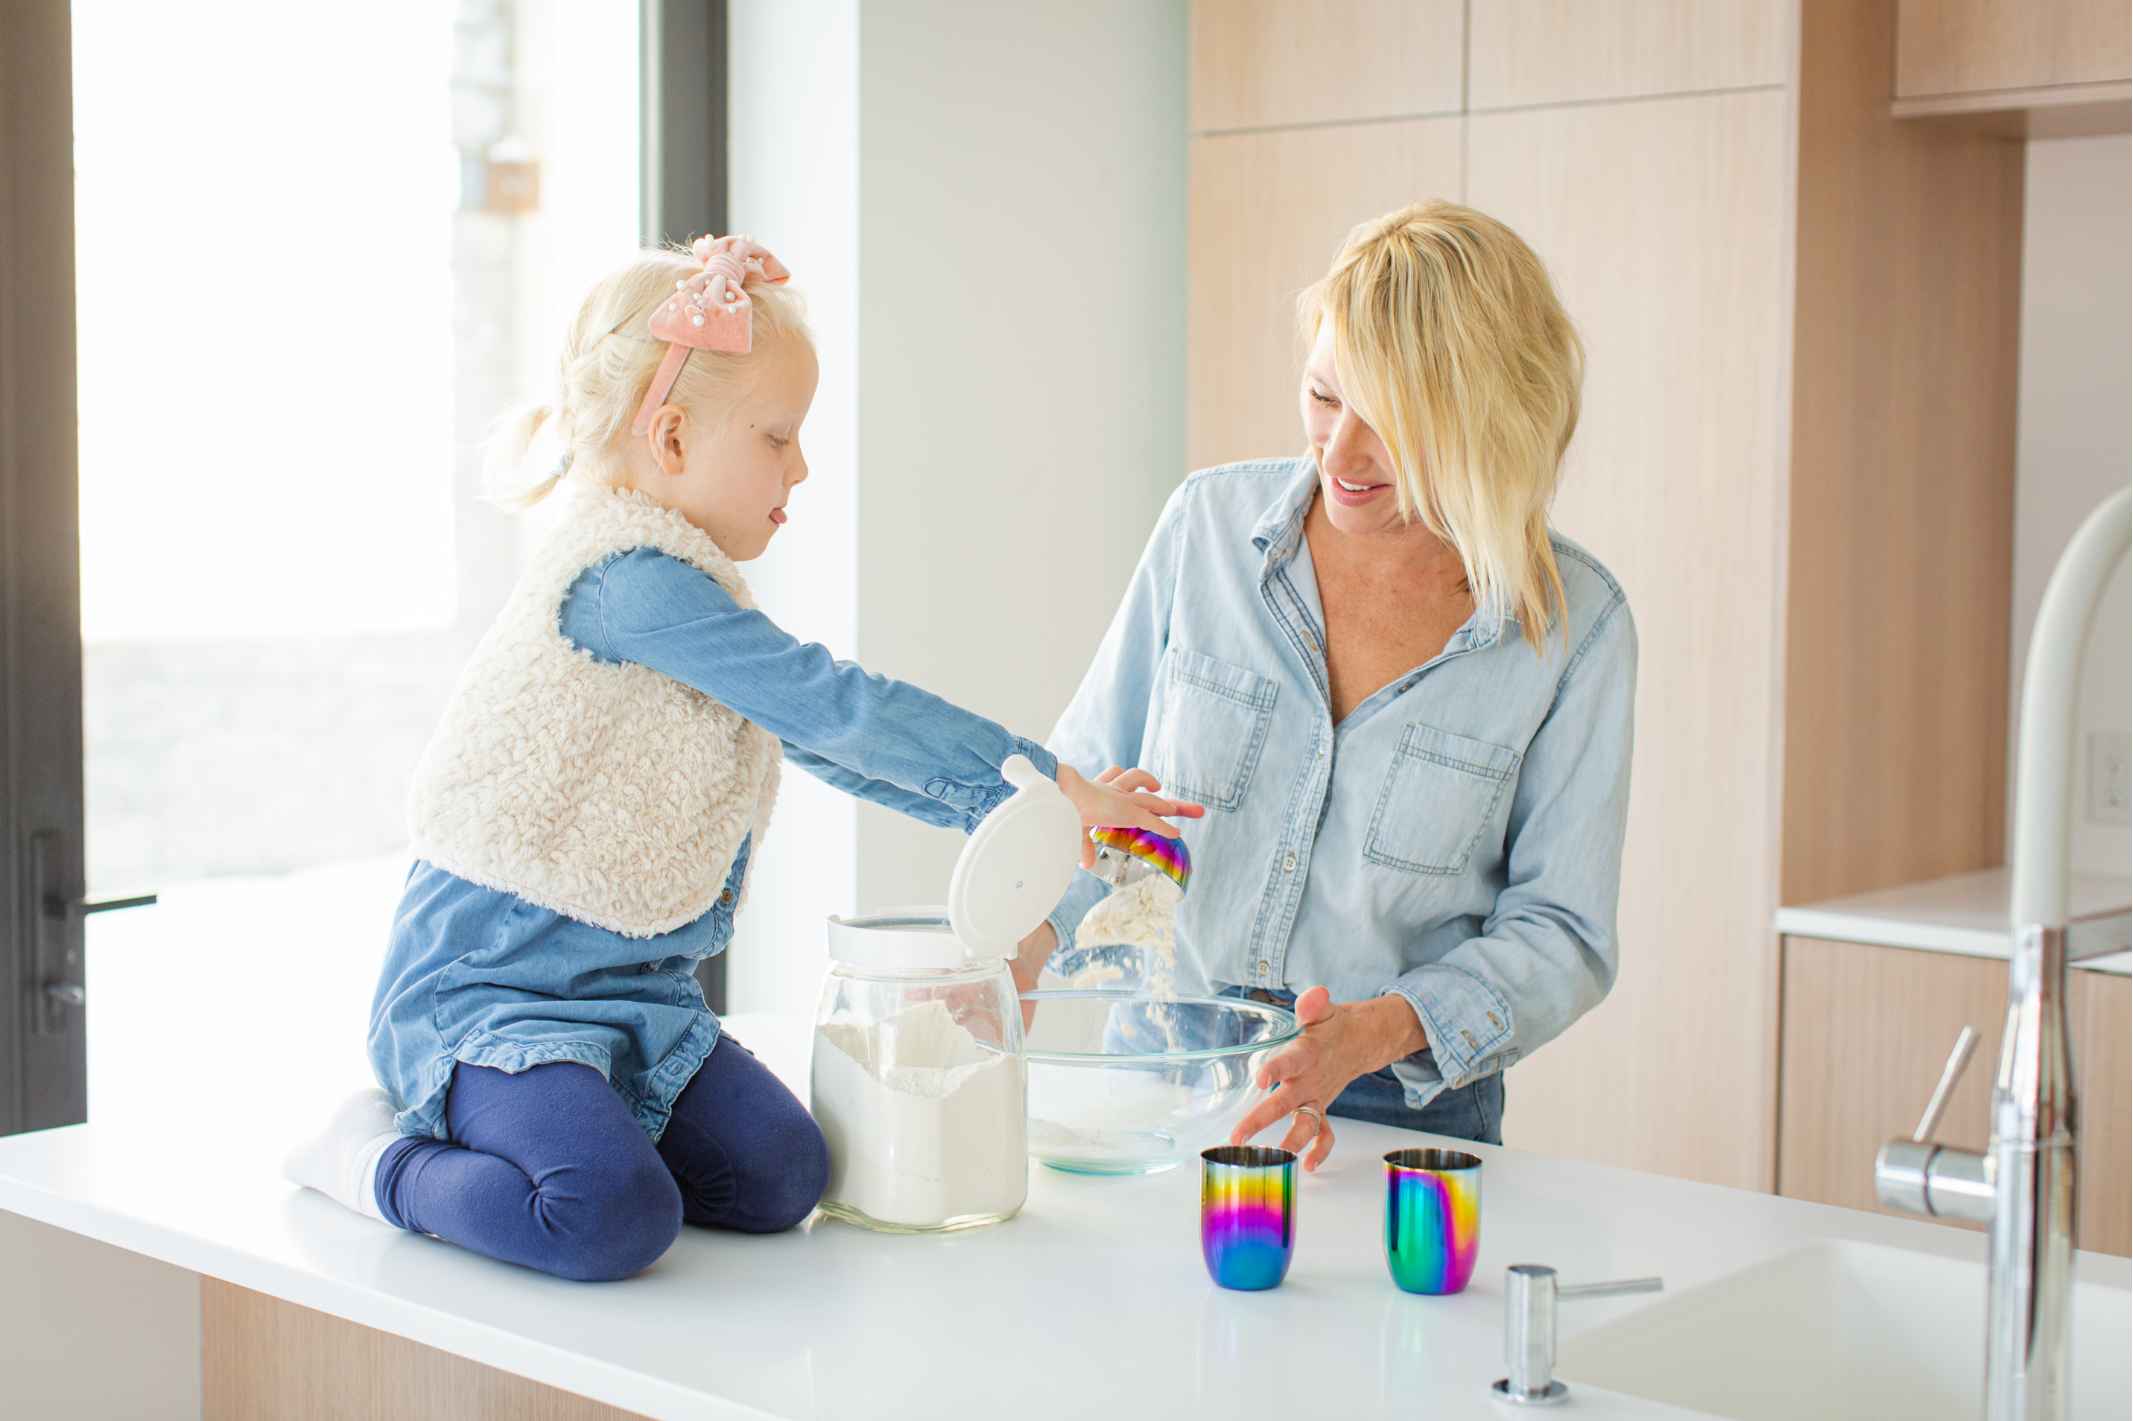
[71,2,642,1118]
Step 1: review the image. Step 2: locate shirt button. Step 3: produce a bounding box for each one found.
[720,889,735,905]
[1282,853,1297,873]
[1257,959,1271,976]
[1317,741,1327,757]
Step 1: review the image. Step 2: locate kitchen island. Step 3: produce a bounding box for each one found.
[1,1013,2126,1419]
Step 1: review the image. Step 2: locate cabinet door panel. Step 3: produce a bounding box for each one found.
[1469,91,1792,1192]
[1190,0,1463,132]
[2072,968,2130,1255]
[1470,0,1790,110]
[1187,119,1462,470]
[1896,0,2131,97]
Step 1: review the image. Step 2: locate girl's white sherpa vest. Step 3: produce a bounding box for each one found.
[407,482,780,938]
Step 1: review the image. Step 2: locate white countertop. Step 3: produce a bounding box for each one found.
[1774,866,2131,974]
[5,1012,2127,1421]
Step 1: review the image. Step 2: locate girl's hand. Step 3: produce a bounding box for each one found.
[1227,988,1429,1172]
[1055,764,1203,870]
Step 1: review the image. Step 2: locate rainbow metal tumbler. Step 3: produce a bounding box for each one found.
[1200,1145,1296,1290]
[1383,1148,1481,1295]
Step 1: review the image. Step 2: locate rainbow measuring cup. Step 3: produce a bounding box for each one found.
[1087,825,1192,892]
[1200,1145,1296,1291]
[1383,1148,1482,1295]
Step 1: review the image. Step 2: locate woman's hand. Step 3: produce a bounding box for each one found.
[1228,988,1430,1172]
[1054,764,1203,869]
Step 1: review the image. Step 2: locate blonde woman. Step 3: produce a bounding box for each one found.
[1018,202,1636,1167]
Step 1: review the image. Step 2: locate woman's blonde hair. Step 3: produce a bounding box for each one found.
[1299,200,1582,649]
[488,244,811,508]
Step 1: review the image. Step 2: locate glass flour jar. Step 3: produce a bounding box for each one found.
[810,756,1079,1234]
[812,915,1028,1232]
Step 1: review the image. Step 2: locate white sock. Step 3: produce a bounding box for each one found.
[282,1089,402,1225]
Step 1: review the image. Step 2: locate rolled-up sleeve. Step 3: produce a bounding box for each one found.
[581,549,1057,834]
[1386,594,1637,1100]
[1041,485,1188,955]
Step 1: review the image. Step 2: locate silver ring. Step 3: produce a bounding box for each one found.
[1296,1102,1325,1136]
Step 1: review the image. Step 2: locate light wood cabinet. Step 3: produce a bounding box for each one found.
[1187,119,1461,469]
[1896,0,2130,98]
[1777,937,2130,1257]
[1892,0,2130,135]
[1188,1,2029,1196]
[1468,0,1789,110]
[204,1280,647,1419]
[1467,91,1792,1190]
[1189,0,1462,132]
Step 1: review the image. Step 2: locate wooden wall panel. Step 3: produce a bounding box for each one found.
[1777,937,2130,1257]
[202,1280,646,1420]
[1469,91,1793,1191]
[1781,0,2025,909]
[1469,0,1790,110]
[1186,119,1462,469]
[1896,0,2132,98]
[1189,0,1463,132]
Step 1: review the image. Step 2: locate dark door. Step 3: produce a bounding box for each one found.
[1,2,88,1136]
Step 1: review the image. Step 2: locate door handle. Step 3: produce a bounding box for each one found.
[45,891,160,918]
[25,830,157,1034]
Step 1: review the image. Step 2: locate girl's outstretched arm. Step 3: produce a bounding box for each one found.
[562,549,1194,842]
[780,741,965,829]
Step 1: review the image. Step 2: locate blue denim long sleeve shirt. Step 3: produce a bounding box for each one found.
[585,548,1058,826]
[1043,458,1636,1109]
[369,546,1056,1141]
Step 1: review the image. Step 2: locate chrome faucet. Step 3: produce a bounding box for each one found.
[1874,488,2130,1421]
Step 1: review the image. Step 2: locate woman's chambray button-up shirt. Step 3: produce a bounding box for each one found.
[1044,458,1636,1111]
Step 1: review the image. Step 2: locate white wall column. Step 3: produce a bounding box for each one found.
[728,0,1186,1015]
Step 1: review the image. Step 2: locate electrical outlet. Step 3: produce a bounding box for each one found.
[2087,730,2132,825]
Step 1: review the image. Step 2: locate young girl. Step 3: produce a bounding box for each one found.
[284,236,1198,1281]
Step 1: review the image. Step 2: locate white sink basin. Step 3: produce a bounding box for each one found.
[1556,1240,2130,1420]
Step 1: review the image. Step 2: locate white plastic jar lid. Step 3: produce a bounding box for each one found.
[825,754,1081,968]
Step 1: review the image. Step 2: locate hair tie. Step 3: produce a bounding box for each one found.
[629,234,791,436]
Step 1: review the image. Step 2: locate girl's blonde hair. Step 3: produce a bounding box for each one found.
[1299,200,1582,650]
[489,245,811,508]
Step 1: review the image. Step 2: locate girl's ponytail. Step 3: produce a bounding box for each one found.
[483,401,568,510]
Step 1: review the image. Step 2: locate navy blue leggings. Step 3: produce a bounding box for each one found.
[373,1037,828,1282]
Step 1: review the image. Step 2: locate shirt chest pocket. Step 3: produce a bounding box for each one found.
[1146,647,1278,813]
[1364,723,1523,877]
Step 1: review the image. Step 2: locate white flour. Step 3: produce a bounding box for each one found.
[1069,876,1192,1049]
[810,998,1027,1229]
[1071,877,1184,987]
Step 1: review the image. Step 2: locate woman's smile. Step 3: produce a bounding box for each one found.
[1327,473,1389,506]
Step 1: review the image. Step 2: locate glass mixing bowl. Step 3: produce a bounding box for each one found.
[1019,990,1300,1176]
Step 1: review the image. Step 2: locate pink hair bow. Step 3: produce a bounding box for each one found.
[630,234,791,435]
